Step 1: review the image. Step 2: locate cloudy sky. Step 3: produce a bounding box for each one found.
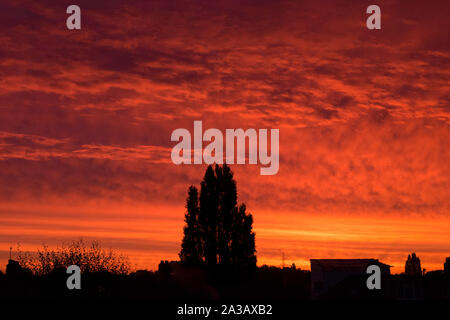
[0,0,449,272]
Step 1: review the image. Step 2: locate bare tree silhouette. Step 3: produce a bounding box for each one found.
[16,239,130,275]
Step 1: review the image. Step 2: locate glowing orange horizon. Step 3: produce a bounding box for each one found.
[1,203,449,274]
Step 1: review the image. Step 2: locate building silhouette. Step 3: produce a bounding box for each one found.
[444,257,450,275]
[6,259,26,277]
[310,259,390,298]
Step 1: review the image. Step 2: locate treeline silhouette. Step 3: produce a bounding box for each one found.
[0,165,311,300]
[1,165,449,300]
[0,240,310,300]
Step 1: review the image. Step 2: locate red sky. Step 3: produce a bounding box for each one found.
[0,0,449,273]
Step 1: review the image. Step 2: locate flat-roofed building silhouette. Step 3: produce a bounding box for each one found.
[310,259,390,298]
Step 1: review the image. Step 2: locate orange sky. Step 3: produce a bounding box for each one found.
[1,202,450,274]
[0,0,449,274]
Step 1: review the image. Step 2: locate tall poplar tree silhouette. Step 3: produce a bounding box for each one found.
[199,165,219,267]
[179,186,202,265]
[216,165,236,266]
[179,164,256,269]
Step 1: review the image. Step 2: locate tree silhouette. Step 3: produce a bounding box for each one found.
[216,164,236,266]
[179,186,202,265]
[179,164,256,269]
[231,204,256,268]
[405,253,422,276]
[200,165,219,267]
[16,240,130,275]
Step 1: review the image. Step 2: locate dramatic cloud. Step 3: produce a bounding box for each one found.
[0,0,448,271]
